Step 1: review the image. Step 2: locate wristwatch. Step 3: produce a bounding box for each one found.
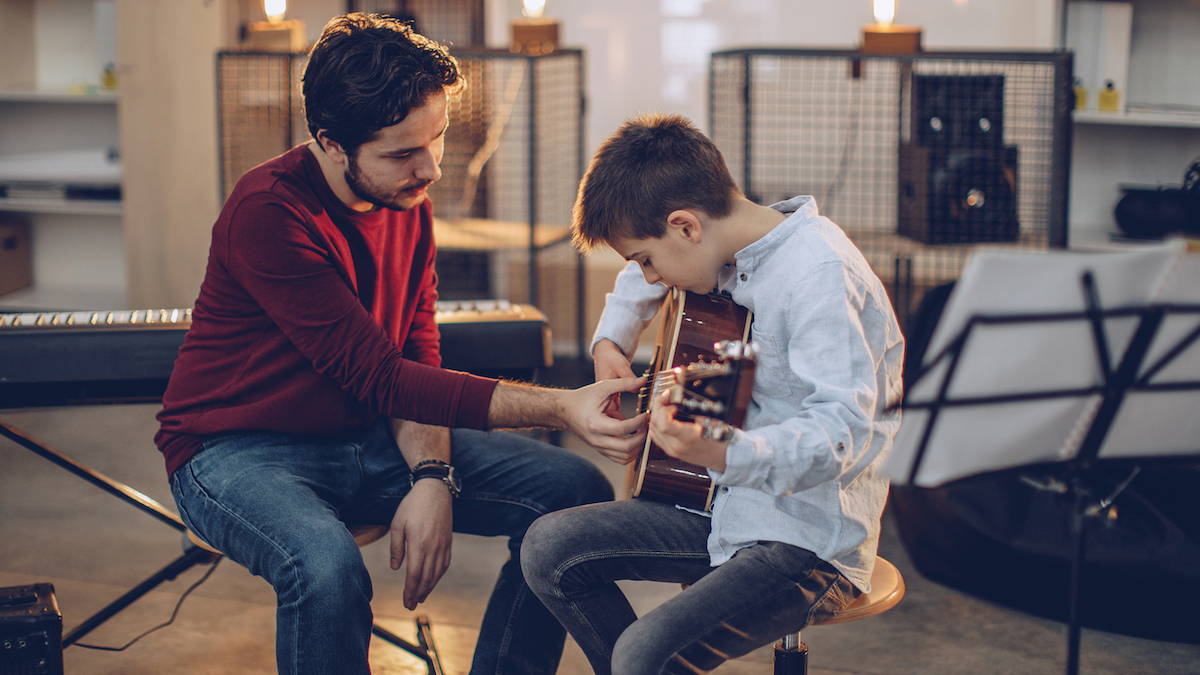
[409,460,462,498]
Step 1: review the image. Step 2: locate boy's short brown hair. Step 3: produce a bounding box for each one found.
[572,113,741,254]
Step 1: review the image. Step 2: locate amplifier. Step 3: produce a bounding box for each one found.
[898,143,1019,245]
[0,584,62,675]
[898,73,1020,245]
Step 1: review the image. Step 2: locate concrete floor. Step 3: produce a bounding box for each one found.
[2,401,1198,675]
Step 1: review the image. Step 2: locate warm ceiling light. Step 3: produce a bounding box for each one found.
[264,0,286,24]
[522,0,546,19]
[873,0,895,25]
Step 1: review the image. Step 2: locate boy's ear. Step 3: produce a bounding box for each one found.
[666,209,703,243]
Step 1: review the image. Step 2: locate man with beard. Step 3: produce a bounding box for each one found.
[155,13,646,675]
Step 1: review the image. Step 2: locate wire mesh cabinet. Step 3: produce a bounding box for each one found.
[709,49,1073,325]
[427,48,585,355]
[217,51,307,201]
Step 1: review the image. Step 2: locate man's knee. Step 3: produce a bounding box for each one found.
[268,531,373,603]
[549,453,615,507]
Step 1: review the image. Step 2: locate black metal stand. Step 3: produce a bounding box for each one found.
[773,632,808,674]
[373,615,445,675]
[899,270,1200,675]
[1,418,445,674]
[0,418,207,647]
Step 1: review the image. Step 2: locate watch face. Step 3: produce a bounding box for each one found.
[446,466,463,495]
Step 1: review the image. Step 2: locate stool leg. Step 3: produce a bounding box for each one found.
[774,630,808,675]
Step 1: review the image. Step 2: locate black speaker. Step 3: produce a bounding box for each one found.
[898,74,1020,245]
[899,143,1019,245]
[911,74,1006,151]
[0,585,63,675]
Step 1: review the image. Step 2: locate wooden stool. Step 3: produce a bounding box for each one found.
[773,556,905,674]
[186,524,445,675]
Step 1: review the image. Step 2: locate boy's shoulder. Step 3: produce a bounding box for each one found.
[746,198,880,294]
[755,198,855,264]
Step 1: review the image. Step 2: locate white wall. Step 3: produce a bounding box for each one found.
[486,0,1059,157]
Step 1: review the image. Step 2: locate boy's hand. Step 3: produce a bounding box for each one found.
[649,390,729,472]
[592,339,637,419]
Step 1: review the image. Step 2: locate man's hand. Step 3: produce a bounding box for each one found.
[557,377,649,464]
[489,377,648,464]
[592,339,637,420]
[390,478,453,610]
[388,419,454,610]
[649,390,729,472]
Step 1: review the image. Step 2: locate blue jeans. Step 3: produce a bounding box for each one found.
[520,499,859,675]
[169,420,613,675]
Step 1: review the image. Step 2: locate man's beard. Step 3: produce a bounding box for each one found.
[345,153,430,211]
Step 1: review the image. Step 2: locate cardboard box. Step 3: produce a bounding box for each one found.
[0,221,32,296]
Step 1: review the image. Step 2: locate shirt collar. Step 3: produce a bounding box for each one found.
[732,195,819,275]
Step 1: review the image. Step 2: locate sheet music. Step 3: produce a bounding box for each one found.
[1098,253,1200,460]
[886,240,1193,487]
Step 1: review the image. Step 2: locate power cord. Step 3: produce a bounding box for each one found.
[72,557,222,652]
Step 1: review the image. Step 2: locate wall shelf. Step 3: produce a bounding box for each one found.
[0,87,118,104]
[0,198,121,217]
[1073,108,1200,129]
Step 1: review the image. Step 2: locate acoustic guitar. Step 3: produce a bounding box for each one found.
[626,289,757,511]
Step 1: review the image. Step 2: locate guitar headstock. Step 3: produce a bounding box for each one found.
[667,340,758,439]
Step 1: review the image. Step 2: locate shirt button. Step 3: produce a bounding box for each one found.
[739,273,748,281]
[721,486,730,493]
[836,442,845,451]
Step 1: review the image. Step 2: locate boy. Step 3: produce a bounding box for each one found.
[521,113,904,674]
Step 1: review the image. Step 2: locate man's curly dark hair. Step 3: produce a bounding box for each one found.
[302,13,464,154]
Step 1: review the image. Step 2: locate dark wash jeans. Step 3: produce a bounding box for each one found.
[169,419,613,675]
[521,499,859,675]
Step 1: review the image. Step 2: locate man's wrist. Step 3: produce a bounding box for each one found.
[409,461,462,497]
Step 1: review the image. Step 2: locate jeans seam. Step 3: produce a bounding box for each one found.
[802,570,848,627]
[462,491,554,516]
[550,548,712,596]
[180,458,303,570]
[491,580,528,674]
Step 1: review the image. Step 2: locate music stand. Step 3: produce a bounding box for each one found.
[885,242,1200,675]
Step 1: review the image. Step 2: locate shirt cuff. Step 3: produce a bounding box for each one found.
[707,429,764,487]
[590,296,648,357]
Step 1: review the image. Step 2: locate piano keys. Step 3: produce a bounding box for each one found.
[0,301,550,407]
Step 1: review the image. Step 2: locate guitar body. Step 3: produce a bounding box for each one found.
[626,289,754,511]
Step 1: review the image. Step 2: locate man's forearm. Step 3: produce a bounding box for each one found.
[390,418,451,466]
[487,381,566,430]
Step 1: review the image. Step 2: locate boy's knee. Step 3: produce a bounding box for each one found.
[611,623,672,675]
[520,513,561,596]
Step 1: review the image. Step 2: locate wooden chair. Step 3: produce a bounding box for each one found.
[185,524,445,675]
[773,555,905,674]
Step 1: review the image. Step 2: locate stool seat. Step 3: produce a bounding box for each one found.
[187,524,390,555]
[773,555,904,675]
[812,556,905,626]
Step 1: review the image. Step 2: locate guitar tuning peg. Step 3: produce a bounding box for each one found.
[713,340,758,360]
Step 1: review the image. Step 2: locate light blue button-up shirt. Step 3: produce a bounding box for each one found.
[592,196,904,591]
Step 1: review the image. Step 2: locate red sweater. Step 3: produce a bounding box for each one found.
[155,145,497,476]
